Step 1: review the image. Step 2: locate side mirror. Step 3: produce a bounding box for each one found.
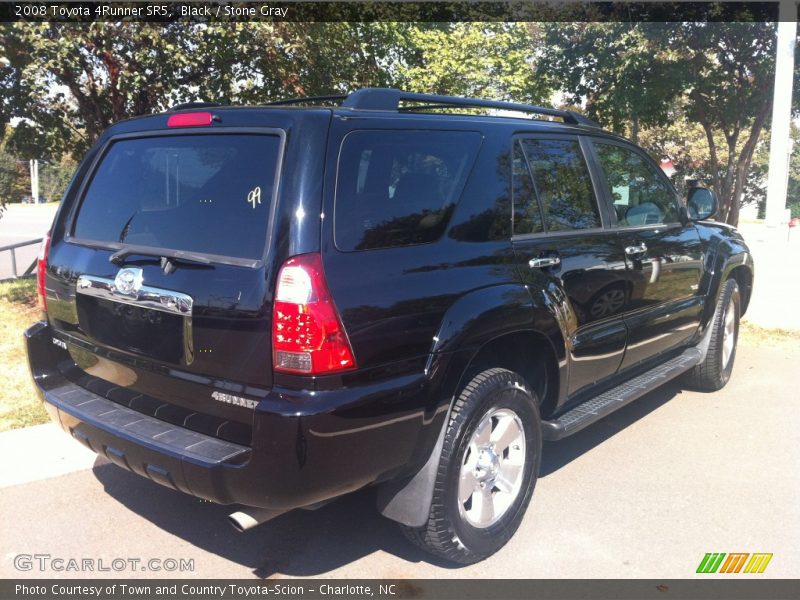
[686,187,718,221]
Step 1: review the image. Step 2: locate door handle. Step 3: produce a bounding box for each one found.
[529,256,561,269]
[625,243,648,256]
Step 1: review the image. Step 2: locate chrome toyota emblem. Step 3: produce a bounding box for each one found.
[113,267,143,295]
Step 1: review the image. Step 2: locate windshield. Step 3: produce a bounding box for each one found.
[72,133,282,261]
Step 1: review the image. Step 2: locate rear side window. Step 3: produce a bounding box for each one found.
[72,134,282,261]
[334,130,481,251]
[512,140,543,235]
[519,138,601,232]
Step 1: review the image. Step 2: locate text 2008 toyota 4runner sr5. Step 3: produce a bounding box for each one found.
[26,89,753,564]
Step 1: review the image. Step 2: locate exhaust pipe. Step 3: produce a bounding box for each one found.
[227,507,285,532]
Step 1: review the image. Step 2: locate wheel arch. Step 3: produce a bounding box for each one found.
[455,329,561,419]
[377,284,564,527]
[727,264,752,316]
[700,235,754,327]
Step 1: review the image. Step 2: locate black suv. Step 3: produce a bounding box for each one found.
[26,88,753,564]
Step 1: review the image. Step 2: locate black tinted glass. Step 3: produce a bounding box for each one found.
[512,140,543,235]
[335,130,481,251]
[73,134,282,260]
[520,139,600,232]
[594,143,679,226]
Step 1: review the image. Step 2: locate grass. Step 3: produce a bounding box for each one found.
[739,320,799,347]
[0,277,48,432]
[0,277,40,304]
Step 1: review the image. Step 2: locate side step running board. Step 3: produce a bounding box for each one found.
[541,347,702,441]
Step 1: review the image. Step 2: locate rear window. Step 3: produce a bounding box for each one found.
[72,134,282,261]
[334,130,481,251]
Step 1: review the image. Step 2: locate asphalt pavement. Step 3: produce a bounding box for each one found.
[1,337,797,579]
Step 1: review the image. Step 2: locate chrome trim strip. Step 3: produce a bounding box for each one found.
[76,275,194,316]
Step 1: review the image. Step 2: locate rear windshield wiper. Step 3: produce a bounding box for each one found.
[109,245,213,268]
[118,213,136,243]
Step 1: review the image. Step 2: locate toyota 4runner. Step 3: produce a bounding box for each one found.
[26,88,753,564]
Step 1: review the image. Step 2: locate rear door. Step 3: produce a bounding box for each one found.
[587,138,704,370]
[46,127,286,444]
[510,134,629,397]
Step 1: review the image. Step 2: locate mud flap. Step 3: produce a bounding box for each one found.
[376,408,449,528]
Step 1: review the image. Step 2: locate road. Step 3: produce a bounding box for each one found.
[0,204,58,280]
[1,335,797,580]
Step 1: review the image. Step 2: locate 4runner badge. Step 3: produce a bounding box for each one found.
[211,391,258,410]
[113,267,143,295]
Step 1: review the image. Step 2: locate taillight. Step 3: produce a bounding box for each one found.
[37,231,51,312]
[272,253,356,375]
[167,112,213,127]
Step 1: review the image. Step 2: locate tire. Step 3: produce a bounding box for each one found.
[684,278,741,391]
[401,368,542,564]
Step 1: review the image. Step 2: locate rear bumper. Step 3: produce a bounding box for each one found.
[26,321,441,510]
[41,376,251,500]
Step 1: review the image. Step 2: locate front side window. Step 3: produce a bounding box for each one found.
[519,138,601,232]
[593,142,679,226]
[334,130,482,251]
[73,134,282,260]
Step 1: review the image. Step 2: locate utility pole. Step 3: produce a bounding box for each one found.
[29,158,39,203]
[765,0,798,227]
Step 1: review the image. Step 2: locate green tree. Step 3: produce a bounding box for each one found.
[397,23,549,103]
[0,127,29,209]
[787,124,800,217]
[0,142,20,209]
[637,116,770,211]
[1,21,551,161]
[541,21,777,226]
[0,23,242,157]
[247,23,423,99]
[541,23,684,143]
[39,155,78,204]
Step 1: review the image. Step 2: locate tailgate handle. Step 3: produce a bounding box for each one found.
[77,273,193,316]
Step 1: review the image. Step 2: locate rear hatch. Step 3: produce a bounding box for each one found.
[44,117,295,446]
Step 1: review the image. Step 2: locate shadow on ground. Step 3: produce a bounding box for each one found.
[541,380,685,476]
[93,381,687,577]
[93,462,455,578]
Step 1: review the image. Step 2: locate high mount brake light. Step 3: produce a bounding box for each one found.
[272,253,356,375]
[37,231,51,312]
[167,112,213,127]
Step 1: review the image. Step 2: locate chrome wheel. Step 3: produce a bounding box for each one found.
[458,408,526,528]
[590,288,626,319]
[721,297,736,369]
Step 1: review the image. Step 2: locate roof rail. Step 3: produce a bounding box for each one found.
[266,95,347,106]
[169,101,222,112]
[341,88,599,127]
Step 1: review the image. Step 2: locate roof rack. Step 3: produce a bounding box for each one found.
[341,88,599,127]
[169,101,222,112]
[266,95,347,106]
[264,88,599,127]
